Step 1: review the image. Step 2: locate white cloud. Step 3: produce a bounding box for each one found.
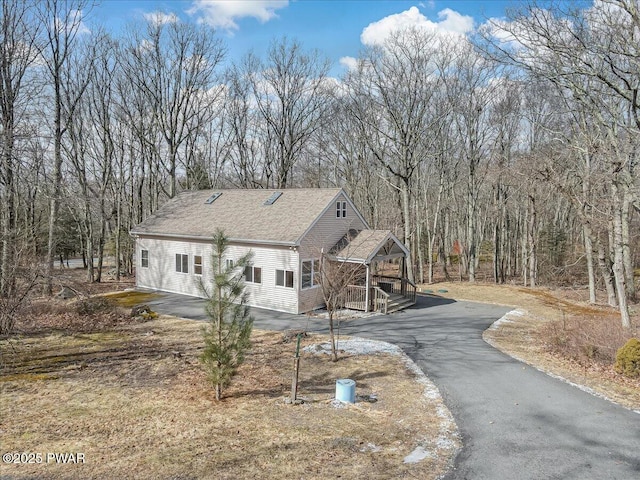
[339,56,359,71]
[360,6,474,46]
[480,9,577,59]
[436,8,474,35]
[481,17,520,47]
[586,0,633,30]
[55,9,90,36]
[143,11,179,26]
[71,9,91,35]
[320,76,342,93]
[481,10,609,82]
[187,0,289,32]
[138,38,154,54]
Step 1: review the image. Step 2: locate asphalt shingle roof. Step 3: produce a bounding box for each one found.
[131,188,343,245]
[331,229,404,263]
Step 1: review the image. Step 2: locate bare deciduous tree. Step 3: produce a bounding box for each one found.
[482,0,639,326]
[123,18,225,198]
[318,254,364,362]
[248,37,331,188]
[344,28,445,282]
[0,0,40,297]
[39,0,93,295]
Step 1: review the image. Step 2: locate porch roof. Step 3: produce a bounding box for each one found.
[329,229,409,264]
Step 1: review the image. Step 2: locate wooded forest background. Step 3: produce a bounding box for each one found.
[1,0,638,329]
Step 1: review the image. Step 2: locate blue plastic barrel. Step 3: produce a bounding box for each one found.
[335,378,356,403]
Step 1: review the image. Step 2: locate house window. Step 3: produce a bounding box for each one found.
[276,269,294,288]
[226,259,234,270]
[141,249,149,268]
[336,201,347,218]
[194,255,203,275]
[244,266,262,284]
[175,253,189,274]
[301,259,321,289]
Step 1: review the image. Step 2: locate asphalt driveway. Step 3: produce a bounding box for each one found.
[147,292,640,480]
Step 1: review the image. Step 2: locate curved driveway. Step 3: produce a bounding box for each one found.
[148,293,640,480]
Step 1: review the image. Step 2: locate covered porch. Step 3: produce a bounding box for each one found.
[329,229,417,314]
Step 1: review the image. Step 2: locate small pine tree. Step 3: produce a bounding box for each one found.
[199,229,253,400]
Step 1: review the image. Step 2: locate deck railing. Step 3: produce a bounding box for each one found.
[343,285,390,313]
[372,275,416,303]
[343,285,367,311]
[371,286,389,314]
[343,275,416,313]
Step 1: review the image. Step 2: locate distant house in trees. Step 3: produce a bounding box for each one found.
[131,189,415,314]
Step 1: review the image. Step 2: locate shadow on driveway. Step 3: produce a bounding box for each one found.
[411,293,456,309]
[144,290,456,332]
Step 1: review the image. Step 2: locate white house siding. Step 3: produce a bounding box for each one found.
[136,236,301,314]
[225,243,299,314]
[136,236,213,297]
[134,191,371,316]
[296,193,367,313]
[298,192,367,258]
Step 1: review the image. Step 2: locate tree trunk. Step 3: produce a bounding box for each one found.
[621,190,636,302]
[427,232,434,284]
[417,219,425,284]
[441,211,451,281]
[169,143,177,199]
[611,182,631,328]
[1,126,16,297]
[499,199,508,283]
[581,161,597,303]
[527,193,537,288]
[597,231,617,307]
[85,218,94,283]
[467,185,476,283]
[115,187,122,281]
[401,183,415,282]
[329,313,338,362]
[522,201,528,287]
[427,171,445,284]
[493,221,500,284]
[45,96,63,296]
[96,218,106,283]
[583,222,597,304]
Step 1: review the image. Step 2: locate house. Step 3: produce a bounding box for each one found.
[130,188,415,314]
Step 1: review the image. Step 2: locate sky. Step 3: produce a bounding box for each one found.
[90,0,515,75]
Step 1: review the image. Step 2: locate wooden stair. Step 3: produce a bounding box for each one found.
[386,293,415,313]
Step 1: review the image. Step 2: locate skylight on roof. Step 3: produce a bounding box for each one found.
[263,191,283,205]
[204,192,222,204]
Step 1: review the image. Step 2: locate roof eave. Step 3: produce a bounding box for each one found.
[377,231,410,259]
[130,231,297,247]
[329,255,367,264]
[332,230,409,264]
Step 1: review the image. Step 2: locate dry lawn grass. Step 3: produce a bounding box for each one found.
[54,266,135,295]
[1,314,457,479]
[424,282,640,411]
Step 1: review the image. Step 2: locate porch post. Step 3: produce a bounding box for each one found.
[401,256,407,296]
[365,264,370,313]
